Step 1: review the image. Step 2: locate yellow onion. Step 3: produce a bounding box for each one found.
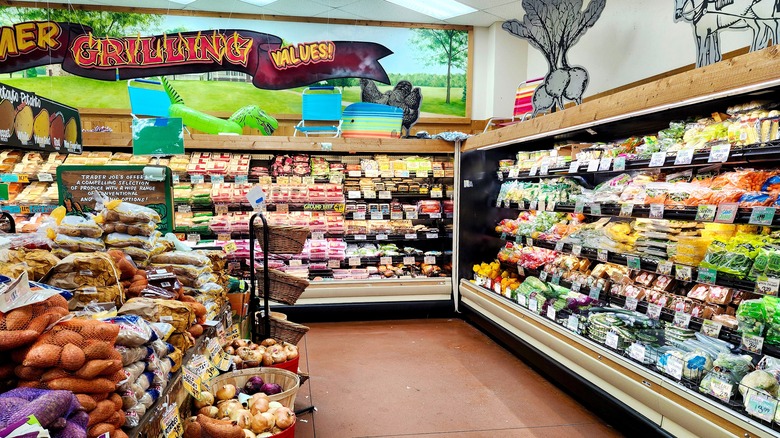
[194,391,215,408]
[216,400,242,419]
[284,345,299,361]
[198,406,219,418]
[250,411,272,433]
[230,409,252,429]
[274,407,295,429]
[243,430,257,438]
[215,384,237,401]
[260,338,276,347]
[271,351,287,364]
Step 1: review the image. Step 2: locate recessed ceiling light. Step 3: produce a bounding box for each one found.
[169,0,197,4]
[386,0,476,20]
[238,0,280,6]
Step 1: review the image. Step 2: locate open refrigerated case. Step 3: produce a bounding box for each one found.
[457,48,780,437]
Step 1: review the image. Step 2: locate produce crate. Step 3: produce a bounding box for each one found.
[209,367,300,409]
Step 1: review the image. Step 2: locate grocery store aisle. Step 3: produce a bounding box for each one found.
[291,319,621,438]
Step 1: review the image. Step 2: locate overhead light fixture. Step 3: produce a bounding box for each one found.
[386,0,476,20]
[238,0,280,6]
[169,0,197,4]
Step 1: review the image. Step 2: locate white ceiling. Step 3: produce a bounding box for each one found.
[9,0,526,27]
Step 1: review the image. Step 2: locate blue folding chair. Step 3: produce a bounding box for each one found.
[127,79,171,119]
[294,86,342,137]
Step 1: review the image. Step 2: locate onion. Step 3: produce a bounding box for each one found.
[215,383,237,401]
[249,395,270,415]
[236,347,253,360]
[267,345,283,355]
[246,350,264,362]
[250,411,272,433]
[260,412,276,429]
[216,400,242,419]
[284,345,299,361]
[261,353,274,366]
[271,351,287,364]
[198,406,219,418]
[230,409,252,429]
[234,339,250,348]
[244,376,265,395]
[261,338,277,347]
[257,433,273,438]
[243,430,257,438]
[225,346,236,355]
[260,383,283,396]
[194,391,214,408]
[267,401,283,412]
[274,407,295,429]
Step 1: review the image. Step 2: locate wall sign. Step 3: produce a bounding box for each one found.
[0,21,391,90]
[0,82,82,153]
[56,165,173,233]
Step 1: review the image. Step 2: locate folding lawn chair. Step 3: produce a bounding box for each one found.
[293,86,343,137]
[483,77,544,133]
[341,102,403,139]
[127,79,171,119]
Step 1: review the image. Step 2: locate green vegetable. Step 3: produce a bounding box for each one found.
[739,370,780,399]
[736,299,768,337]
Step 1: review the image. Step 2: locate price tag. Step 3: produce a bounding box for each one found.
[710,377,734,402]
[657,261,674,276]
[348,190,361,199]
[673,311,692,328]
[229,324,240,341]
[216,233,231,242]
[211,174,225,183]
[223,241,237,254]
[429,212,442,219]
[572,245,582,257]
[675,149,694,165]
[365,170,380,178]
[426,233,439,239]
[37,172,53,182]
[625,296,639,311]
[571,281,581,293]
[606,331,619,349]
[379,190,392,200]
[647,303,662,320]
[613,156,626,172]
[380,256,393,265]
[508,168,521,179]
[696,205,717,222]
[597,249,608,262]
[745,392,778,422]
[599,157,612,171]
[547,201,556,212]
[649,204,664,219]
[403,256,415,265]
[555,241,565,252]
[236,175,248,184]
[539,161,549,175]
[742,334,765,354]
[526,237,533,247]
[371,212,384,220]
[396,170,410,178]
[714,203,738,224]
[376,234,388,241]
[574,201,585,214]
[675,265,693,281]
[529,200,538,211]
[538,200,547,212]
[329,173,344,184]
[172,174,180,184]
[182,366,201,398]
[629,343,646,362]
[568,161,580,173]
[405,233,418,240]
[697,267,717,284]
[590,203,601,215]
[701,319,722,338]
[276,203,289,214]
[539,271,548,281]
[750,206,776,226]
[529,297,538,313]
[649,151,666,167]
[619,203,634,218]
[191,174,205,184]
[187,233,200,243]
[348,170,362,177]
[363,190,377,199]
[207,338,232,371]
[328,259,341,269]
[348,257,361,266]
[390,211,403,220]
[215,204,229,215]
[756,277,780,295]
[289,259,303,266]
[551,273,561,285]
[589,286,601,300]
[528,165,538,176]
[424,256,436,264]
[516,264,525,276]
[416,170,428,178]
[353,212,365,220]
[517,294,527,307]
[160,403,183,438]
[546,305,556,320]
[177,204,191,213]
[354,234,367,241]
[626,255,641,270]
[708,143,731,163]
[312,231,325,240]
[567,315,579,331]
[497,171,504,182]
[667,355,684,380]
[587,159,599,172]
[406,211,419,220]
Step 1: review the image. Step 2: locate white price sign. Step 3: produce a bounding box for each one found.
[629,343,646,362]
[673,311,692,329]
[403,256,415,265]
[587,159,599,172]
[649,151,666,167]
[517,294,527,307]
[424,256,436,264]
[546,306,556,320]
[380,256,393,265]
[529,297,538,313]
[667,355,684,380]
[568,161,580,173]
[625,296,638,311]
[567,315,579,331]
[348,257,361,266]
[605,331,619,349]
[599,157,612,171]
[674,148,694,165]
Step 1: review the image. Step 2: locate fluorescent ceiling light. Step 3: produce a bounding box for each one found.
[169,0,197,4]
[386,0,476,20]
[238,0,280,6]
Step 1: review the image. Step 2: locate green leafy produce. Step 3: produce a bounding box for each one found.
[739,370,780,399]
[737,299,768,337]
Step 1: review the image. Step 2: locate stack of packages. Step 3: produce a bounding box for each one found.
[14,319,128,438]
[52,215,105,258]
[104,315,179,430]
[0,247,59,281]
[44,252,124,310]
[117,297,201,359]
[150,251,223,312]
[634,219,701,261]
[100,201,166,266]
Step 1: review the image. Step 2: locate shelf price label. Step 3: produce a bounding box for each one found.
[348,190,361,199]
[508,168,520,179]
[187,233,200,243]
[403,256,416,265]
[750,206,776,226]
[538,200,547,212]
[529,297,538,313]
[215,204,229,215]
[424,256,436,264]
[626,255,641,270]
[646,303,662,320]
[160,403,184,438]
[235,175,248,184]
[714,203,738,224]
[429,212,442,219]
[529,200,538,211]
[405,233,418,240]
[555,241,565,252]
[172,174,180,184]
[619,203,634,218]
[497,171,504,182]
[701,319,722,338]
[597,249,608,262]
[613,156,626,172]
[568,161,580,173]
[589,286,601,300]
[673,311,692,329]
[380,256,393,265]
[587,159,599,172]
[675,265,693,281]
[551,273,561,285]
[311,231,325,240]
[571,281,581,293]
[379,191,392,199]
[629,343,646,362]
[526,237,533,247]
[605,331,619,349]
[406,211,419,220]
[210,175,225,183]
[528,165,538,176]
[590,203,602,215]
[697,267,717,284]
[649,151,666,167]
[328,259,341,269]
[426,233,439,240]
[599,157,612,171]
[745,392,779,422]
[517,294,527,307]
[696,205,717,222]
[625,296,638,311]
[547,201,556,212]
[348,170,362,177]
[574,201,585,214]
[539,161,549,175]
[376,234,388,241]
[371,212,384,220]
[37,172,53,182]
[191,174,205,184]
[348,257,362,266]
[177,204,191,213]
[674,149,694,165]
[666,355,684,380]
[546,306,556,320]
[289,259,302,267]
[567,315,579,332]
[363,190,377,199]
[353,212,366,220]
[539,271,548,281]
[710,377,734,403]
[742,334,765,355]
[649,204,664,219]
[756,277,780,295]
[354,234,367,241]
[516,264,525,276]
[572,245,582,257]
[415,170,428,178]
[365,170,380,178]
[657,261,674,276]
[708,143,731,163]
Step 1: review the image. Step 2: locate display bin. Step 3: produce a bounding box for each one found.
[209,367,301,409]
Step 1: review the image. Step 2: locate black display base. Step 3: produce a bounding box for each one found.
[460,303,672,438]
[272,300,455,323]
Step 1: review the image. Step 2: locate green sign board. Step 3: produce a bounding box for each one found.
[56,165,174,233]
[132,118,185,156]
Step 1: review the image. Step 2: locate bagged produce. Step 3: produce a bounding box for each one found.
[0,388,86,437]
[57,215,104,239]
[0,249,60,281]
[43,252,124,308]
[101,200,161,224]
[736,299,768,337]
[54,234,106,252]
[0,294,69,351]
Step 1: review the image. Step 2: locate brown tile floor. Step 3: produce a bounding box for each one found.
[291,319,622,438]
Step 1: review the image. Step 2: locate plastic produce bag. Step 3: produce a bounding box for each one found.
[737,299,768,337]
[103,314,155,347]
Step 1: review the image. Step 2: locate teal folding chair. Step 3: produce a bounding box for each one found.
[127,79,171,118]
[294,86,343,137]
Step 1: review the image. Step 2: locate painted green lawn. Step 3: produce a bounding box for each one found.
[0,76,465,116]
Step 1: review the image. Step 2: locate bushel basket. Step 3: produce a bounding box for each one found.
[255,314,310,345]
[208,367,300,409]
[256,268,309,305]
[254,225,309,254]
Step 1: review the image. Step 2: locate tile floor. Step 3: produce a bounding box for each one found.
[291,319,621,438]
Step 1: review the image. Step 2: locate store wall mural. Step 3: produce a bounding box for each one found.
[673,0,780,68]
[502,0,607,116]
[0,7,468,117]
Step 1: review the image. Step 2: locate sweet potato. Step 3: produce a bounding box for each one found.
[61,343,86,371]
[190,303,207,318]
[76,394,97,412]
[13,365,43,380]
[49,330,86,347]
[87,423,114,438]
[41,368,71,382]
[0,362,14,379]
[88,400,116,426]
[92,393,109,402]
[23,344,62,368]
[197,415,244,438]
[108,369,125,384]
[184,421,202,438]
[4,307,32,330]
[75,359,115,379]
[188,324,204,338]
[0,330,40,351]
[110,429,129,438]
[26,313,53,334]
[106,411,123,428]
[45,294,69,309]
[108,393,122,411]
[83,341,113,360]
[46,377,115,393]
[10,346,30,363]
[180,295,196,303]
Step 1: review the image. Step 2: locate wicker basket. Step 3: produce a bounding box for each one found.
[208,367,300,409]
[254,225,310,254]
[256,268,309,305]
[255,315,310,345]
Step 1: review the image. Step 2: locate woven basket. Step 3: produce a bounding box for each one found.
[255,315,310,345]
[256,268,310,305]
[254,225,310,254]
[208,367,300,409]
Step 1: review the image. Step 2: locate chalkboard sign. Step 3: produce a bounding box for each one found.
[56,165,173,233]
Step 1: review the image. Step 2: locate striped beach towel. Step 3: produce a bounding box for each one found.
[341,103,403,139]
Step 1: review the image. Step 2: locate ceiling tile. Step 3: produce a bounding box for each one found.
[446,11,502,27]
[313,9,370,20]
[340,0,446,24]
[11,0,98,5]
[185,0,281,14]
[485,2,525,20]
[310,0,361,7]
[258,0,332,16]
[458,0,516,10]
